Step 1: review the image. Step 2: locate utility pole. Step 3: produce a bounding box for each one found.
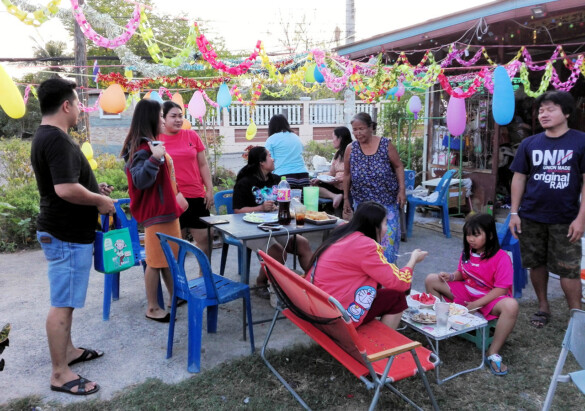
[345,0,355,45]
[73,0,90,140]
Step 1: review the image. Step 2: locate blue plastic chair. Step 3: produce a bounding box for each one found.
[157,233,255,373]
[102,199,164,321]
[406,169,457,238]
[496,213,528,298]
[214,190,251,277]
[543,309,585,410]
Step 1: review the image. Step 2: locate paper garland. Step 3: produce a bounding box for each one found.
[70,0,141,49]
[2,0,60,27]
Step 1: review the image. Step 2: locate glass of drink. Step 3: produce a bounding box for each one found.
[435,302,450,332]
[295,204,306,226]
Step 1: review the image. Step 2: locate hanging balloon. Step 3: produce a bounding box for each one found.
[395,82,405,101]
[245,120,257,140]
[217,83,232,109]
[181,118,192,130]
[492,65,515,126]
[313,64,325,83]
[99,84,126,114]
[171,92,184,112]
[0,64,26,119]
[81,141,93,160]
[386,86,398,100]
[143,91,151,99]
[188,90,206,121]
[408,96,422,120]
[446,88,467,137]
[149,91,164,104]
[304,63,316,83]
[88,158,98,170]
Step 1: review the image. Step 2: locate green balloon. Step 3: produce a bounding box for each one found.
[304,63,316,83]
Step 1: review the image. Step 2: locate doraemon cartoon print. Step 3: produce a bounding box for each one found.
[346,286,377,322]
[252,185,277,204]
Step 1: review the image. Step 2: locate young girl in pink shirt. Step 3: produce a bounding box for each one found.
[425,213,518,376]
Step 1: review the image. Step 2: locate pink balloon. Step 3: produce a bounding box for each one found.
[188,91,206,121]
[395,82,405,101]
[446,88,466,136]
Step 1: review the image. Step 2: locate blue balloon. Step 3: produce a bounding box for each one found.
[492,66,515,126]
[314,64,325,83]
[149,91,163,104]
[386,86,398,100]
[217,83,232,108]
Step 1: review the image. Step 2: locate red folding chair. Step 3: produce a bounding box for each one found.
[258,250,439,411]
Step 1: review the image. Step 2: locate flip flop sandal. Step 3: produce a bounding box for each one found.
[68,348,104,366]
[530,311,550,328]
[50,375,100,396]
[485,354,508,376]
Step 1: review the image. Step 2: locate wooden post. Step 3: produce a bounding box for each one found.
[73,0,90,140]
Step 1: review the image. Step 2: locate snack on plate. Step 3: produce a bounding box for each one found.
[449,303,468,316]
[305,211,330,221]
[411,292,437,306]
[411,312,436,324]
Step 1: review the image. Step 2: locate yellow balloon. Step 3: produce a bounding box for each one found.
[88,158,98,170]
[0,64,26,119]
[81,141,94,160]
[99,84,126,114]
[181,118,191,130]
[171,92,185,112]
[245,120,257,140]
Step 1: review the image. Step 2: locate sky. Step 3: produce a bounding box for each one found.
[0,0,495,75]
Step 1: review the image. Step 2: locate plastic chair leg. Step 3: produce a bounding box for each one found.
[112,272,120,301]
[220,243,229,276]
[244,291,255,353]
[406,202,416,238]
[187,302,204,373]
[441,204,451,238]
[166,297,179,359]
[207,304,218,333]
[103,274,113,321]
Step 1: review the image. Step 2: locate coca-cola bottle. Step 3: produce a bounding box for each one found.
[277,177,291,225]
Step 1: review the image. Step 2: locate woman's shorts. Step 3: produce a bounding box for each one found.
[362,288,408,324]
[179,197,210,230]
[145,219,181,268]
[517,218,581,279]
[37,231,94,308]
[319,182,343,195]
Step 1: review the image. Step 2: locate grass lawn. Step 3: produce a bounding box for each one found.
[2,298,583,410]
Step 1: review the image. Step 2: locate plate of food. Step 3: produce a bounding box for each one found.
[305,211,337,225]
[449,315,472,331]
[410,311,437,324]
[242,212,278,224]
[433,302,468,316]
[407,292,438,309]
[316,174,335,183]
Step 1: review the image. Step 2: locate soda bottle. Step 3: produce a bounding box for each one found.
[277,176,291,225]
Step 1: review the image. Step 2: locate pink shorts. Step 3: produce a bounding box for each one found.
[446,281,510,321]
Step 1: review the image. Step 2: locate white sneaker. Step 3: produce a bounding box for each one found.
[268,285,278,309]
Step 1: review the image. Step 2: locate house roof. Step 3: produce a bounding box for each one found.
[336,0,585,60]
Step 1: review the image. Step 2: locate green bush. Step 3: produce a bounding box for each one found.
[302,140,335,170]
[93,154,128,199]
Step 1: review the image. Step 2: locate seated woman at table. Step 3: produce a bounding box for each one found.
[308,201,428,329]
[310,126,352,210]
[233,146,313,299]
[424,213,518,376]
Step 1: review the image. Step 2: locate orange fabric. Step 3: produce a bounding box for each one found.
[145,219,181,268]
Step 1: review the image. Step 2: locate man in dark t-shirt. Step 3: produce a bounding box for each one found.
[31,78,115,396]
[509,91,585,329]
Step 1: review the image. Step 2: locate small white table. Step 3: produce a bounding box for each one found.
[401,291,488,384]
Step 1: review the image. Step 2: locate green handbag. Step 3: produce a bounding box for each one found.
[94,214,136,274]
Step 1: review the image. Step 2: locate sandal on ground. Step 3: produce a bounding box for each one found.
[145,313,171,323]
[68,348,104,366]
[50,375,100,396]
[530,311,550,328]
[485,354,508,376]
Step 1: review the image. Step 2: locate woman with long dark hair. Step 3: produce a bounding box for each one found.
[311,126,353,210]
[265,114,309,189]
[233,146,313,298]
[121,99,186,322]
[309,201,427,329]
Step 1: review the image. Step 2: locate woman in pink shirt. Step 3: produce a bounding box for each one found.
[160,101,214,257]
[425,213,518,376]
[309,201,428,329]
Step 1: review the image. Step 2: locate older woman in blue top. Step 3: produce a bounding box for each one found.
[265,114,309,189]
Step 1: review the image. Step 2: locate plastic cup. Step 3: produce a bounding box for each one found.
[295,204,306,226]
[435,302,450,332]
[303,186,319,211]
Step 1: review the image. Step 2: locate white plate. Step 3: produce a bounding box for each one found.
[410,310,437,324]
[407,293,438,309]
[242,213,278,224]
[317,174,335,183]
[433,302,468,316]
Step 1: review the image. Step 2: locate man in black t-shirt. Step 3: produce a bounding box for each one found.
[31,78,115,396]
